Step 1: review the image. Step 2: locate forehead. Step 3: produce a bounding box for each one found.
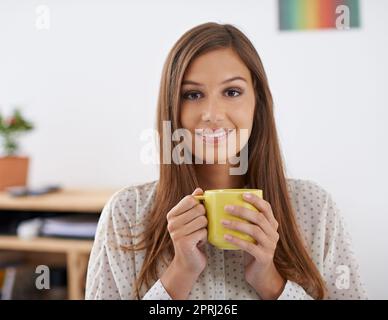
[182,48,252,84]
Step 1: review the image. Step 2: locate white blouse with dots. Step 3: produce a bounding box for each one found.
[85,179,367,300]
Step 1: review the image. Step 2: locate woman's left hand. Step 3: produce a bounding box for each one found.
[222,192,286,299]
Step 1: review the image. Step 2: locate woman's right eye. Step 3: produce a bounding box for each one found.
[182,91,202,100]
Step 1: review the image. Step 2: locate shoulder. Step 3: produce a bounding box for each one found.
[285,178,332,204]
[284,179,356,272]
[106,180,158,213]
[96,180,158,244]
[285,178,339,231]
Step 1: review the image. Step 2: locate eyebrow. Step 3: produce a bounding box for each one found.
[182,76,247,86]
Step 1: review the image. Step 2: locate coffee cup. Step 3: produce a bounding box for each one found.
[194,189,263,250]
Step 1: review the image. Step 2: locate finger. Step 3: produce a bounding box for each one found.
[192,228,208,246]
[224,233,263,258]
[224,205,274,238]
[179,215,208,238]
[167,188,203,218]
[192,187,204,196]
[242,193,278,229]
[197,235,208,249]
[221,219,272,248]
[173,203,206,226]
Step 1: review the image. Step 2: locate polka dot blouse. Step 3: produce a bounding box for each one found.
[85,179,367,300]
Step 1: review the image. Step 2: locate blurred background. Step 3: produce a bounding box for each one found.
[0,0,387,299]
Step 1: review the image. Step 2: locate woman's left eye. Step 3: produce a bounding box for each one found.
[224,89,241,97]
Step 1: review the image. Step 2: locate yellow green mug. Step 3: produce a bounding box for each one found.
[194,189,263,250]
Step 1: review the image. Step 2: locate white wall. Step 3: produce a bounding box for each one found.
[0,0,387,299]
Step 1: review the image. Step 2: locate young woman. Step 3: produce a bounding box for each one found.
[85,22,366,300]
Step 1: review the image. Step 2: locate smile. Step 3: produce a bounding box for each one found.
[195,128,235,144]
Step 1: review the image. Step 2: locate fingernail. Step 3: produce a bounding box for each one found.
[243,193,252,199]
[221,219,230,225]
[224,234,233,241]
[224,205,234,211]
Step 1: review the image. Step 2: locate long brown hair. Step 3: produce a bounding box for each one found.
[128,22,326,299]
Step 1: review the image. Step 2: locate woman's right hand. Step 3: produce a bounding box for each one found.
[166,187,208,277]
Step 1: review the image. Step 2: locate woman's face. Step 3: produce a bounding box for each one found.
[180,47,256,164]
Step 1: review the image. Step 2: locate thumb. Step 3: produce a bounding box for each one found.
[192,187,204,196]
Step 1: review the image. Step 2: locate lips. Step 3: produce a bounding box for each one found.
[195,128,235,144]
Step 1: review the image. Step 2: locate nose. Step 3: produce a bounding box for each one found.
[201,96,225,124]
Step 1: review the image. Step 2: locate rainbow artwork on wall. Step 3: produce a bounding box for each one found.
[279,0,360,31]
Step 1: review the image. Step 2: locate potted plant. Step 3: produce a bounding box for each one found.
[0,108,34,191]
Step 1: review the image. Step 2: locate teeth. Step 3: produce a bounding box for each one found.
[197,128,233,138]
[203,132,226,138]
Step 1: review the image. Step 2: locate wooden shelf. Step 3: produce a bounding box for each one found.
[0,188,117,213]
[0,188,118,299]
[0,236,93,253]
[0,235,93,300]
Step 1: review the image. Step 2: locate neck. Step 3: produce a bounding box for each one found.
[194,164,246,190]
